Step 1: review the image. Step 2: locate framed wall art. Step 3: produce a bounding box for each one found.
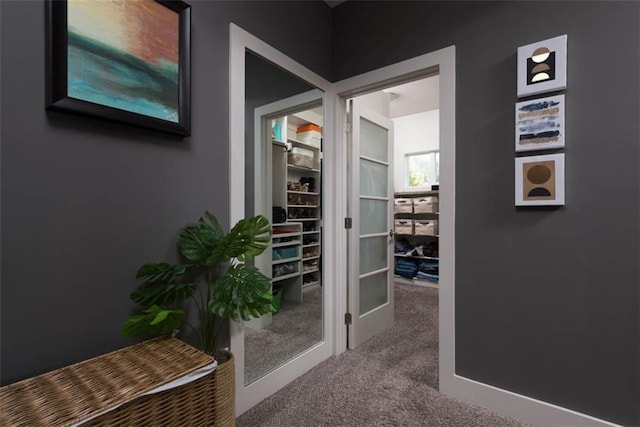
[515,94,564,152]
[515,153,565,206]
[517,34,567,98]
[46,0,191,136]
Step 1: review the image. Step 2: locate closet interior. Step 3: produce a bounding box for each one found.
[243,96,324,386]
[355,76,440,287]
[270,107,323,303]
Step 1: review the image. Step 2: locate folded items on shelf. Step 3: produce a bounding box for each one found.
[419,260,439,275]
[303,236,319,245]
[423,241,439,258]
[416,271,439,282]
[273,263,297,278]
[303,222,317,232]
[401,241,439,258]
[394,238,411,254]
[394,258,419,278]
[303,259,319,271]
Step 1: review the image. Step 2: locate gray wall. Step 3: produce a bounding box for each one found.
[332,1,639,425]
[0,0,331,385]
[2,1,639,425]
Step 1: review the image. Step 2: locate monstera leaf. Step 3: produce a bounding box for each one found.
[121,305,185,337]
[136,263,187,284]
[124,212,274,353]
[209,215,270,264]
[177,211,223,263]
[209,264,273,321]
[131,282,196,307]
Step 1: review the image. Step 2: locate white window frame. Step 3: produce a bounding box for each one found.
[404,149,440,189]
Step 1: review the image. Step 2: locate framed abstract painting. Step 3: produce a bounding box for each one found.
[515,94,565,152]
[515,153,565,206]
[517,34,567,98]
[46,0,191,136]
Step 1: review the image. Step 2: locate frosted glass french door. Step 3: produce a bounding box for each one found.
[347,99,394,349]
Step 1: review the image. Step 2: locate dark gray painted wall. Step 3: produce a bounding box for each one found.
[0,0,331,385]
[3,1,638,425]
[333,1,640,425]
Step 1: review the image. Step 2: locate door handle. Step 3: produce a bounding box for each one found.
[389,229,394,237]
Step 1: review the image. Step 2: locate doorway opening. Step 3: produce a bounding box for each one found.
[331,46,455,398]
[346,75,441,383]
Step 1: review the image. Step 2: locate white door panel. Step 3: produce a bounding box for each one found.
[348,100,394,349]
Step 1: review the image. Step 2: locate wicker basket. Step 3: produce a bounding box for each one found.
[211,351,235,427]
[0,337,236,426]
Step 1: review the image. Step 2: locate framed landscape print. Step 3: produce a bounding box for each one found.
[46,0,191,136]
[517,34,567,98]
[515,153,565,206]
[515,94,565,152]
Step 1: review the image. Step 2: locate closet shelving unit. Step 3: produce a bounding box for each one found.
[288,137,321,290]
[270,109,322,302]
[393,190,439,287]
[271,222,303,302]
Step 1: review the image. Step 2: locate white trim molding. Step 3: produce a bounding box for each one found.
[447,375,621,427]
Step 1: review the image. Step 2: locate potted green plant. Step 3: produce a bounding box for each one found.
[121,211,273,360]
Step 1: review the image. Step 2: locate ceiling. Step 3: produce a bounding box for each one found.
[385,75,440,118]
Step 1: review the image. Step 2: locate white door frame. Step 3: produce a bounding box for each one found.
[330,47,456,373]
[229,23,336,416]
[331,47,617,427]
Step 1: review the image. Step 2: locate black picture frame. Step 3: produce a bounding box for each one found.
[46,0,191,136]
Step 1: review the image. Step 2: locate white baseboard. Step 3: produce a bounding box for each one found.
[441,374,621,427]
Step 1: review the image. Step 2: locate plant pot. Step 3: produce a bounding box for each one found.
[213,350,236,426]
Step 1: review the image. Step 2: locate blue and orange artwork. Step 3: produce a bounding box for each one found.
[67,0,179,122]
[515,94,564,152]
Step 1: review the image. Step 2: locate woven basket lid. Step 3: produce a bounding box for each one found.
[0,337,214,427]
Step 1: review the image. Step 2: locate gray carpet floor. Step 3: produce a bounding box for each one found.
[237,283,530,426]
[244,286,323,384]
